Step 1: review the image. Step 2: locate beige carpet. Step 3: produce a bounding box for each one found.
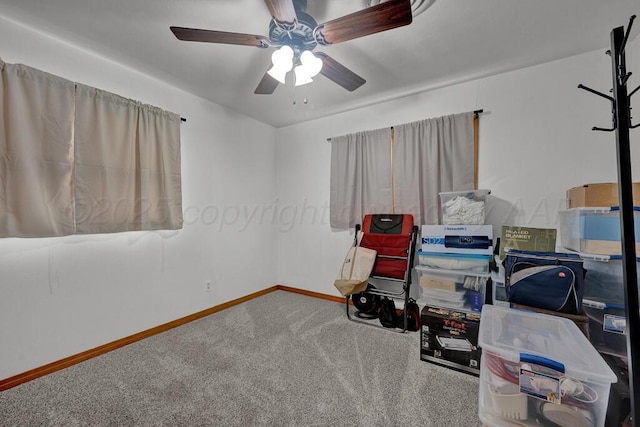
[0,290,481,426]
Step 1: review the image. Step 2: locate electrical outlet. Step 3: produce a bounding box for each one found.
[205,280,212,292]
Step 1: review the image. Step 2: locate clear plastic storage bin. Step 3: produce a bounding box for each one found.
[416,250,491,273]
[578,253,634,364]
[558,207,640,255]
[582,298,627,363]
[580,253,639,305]
[415,265,488,312]
[491,271,510,308]
[439,189,491,225]
[478,305,616,427]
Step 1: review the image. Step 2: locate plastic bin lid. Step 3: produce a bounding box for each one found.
[559,206,640,213]
[577,251,640,263]
[438,189,491,197]
[478,305,616,384]
[415,264,490,278]
[417,250,492,260]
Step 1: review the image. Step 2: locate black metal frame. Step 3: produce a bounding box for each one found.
[345,222,419,333]
[578,14,639,426]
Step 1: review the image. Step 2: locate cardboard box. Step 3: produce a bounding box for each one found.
[421,224,493,255]
[499,226,557,259]
[420,305,481,375]
[567,182,640,208]
[419,274,458,292]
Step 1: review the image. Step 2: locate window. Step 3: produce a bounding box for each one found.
[330,112,475,228]
[0,59,182,238]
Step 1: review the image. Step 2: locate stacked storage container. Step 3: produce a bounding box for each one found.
[558,183,639,366]
[478,305,617,427]
[558,183,637,426]
[418,190,492,374]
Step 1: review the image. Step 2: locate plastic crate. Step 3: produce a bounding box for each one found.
[478,305,616,427]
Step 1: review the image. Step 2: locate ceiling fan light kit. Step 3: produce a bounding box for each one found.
[170,0,414,95]
[294,50,323,86]
[267,45,294,84]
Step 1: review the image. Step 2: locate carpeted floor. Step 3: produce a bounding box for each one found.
[0,290,481,426]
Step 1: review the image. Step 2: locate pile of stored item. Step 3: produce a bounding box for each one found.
[559,182,639,425]
[558,182,638,363]
[486,182,637,426]
[417,189,492,375]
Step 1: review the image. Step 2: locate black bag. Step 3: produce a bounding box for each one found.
[378,297,398,328]
[505,250,585,314]
[395,298,420,331]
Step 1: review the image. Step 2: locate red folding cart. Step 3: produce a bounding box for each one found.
[346,214,419,332]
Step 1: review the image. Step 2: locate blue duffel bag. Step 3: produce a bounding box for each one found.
[505,250,586,314]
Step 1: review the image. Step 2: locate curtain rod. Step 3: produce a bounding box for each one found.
[325,109,484,142]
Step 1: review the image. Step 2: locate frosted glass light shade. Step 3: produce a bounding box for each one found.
[294,51,323,87]
[267,45,294,84]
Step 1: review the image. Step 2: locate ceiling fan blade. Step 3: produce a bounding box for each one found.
[316,0,412,45]
[315,53,366,92]
[264,0,298,24]
[170,27,269,47]
[254,72,280,95]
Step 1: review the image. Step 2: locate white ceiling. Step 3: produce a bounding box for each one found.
[0,0,638,128]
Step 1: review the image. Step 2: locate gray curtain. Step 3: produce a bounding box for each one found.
[74,84,183,234]
[394,112,475,225]
[0,60,76,237]
[329,112,474,229]
[0,59,183,238]
[330,128,393,229]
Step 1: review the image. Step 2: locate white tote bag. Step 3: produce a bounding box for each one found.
[334,231,377,296]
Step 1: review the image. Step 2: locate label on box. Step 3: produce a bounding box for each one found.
[519,366,561,404]
[518,354,564,403]
[500,226,557,259]
[420,306,481,373]
[603,314,627,335]
[421,225,493,255]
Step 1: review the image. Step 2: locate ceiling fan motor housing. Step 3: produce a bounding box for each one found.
[268,10,318,54]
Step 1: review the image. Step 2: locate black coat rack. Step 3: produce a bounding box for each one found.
[579,15,639,426]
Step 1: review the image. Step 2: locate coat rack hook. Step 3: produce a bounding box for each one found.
[578,84,615,102]
[620,14,636,57]
[592,126,616,132]
[630,84,640,99]
[631,123,640,129]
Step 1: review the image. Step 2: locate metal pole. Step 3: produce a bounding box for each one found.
[610,24,640,427]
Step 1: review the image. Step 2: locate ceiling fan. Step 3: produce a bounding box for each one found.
[170,0,413,94]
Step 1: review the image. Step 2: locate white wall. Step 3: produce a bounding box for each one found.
[1,13,638,382]
[275,35,640,297]
[0,17,278,379]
